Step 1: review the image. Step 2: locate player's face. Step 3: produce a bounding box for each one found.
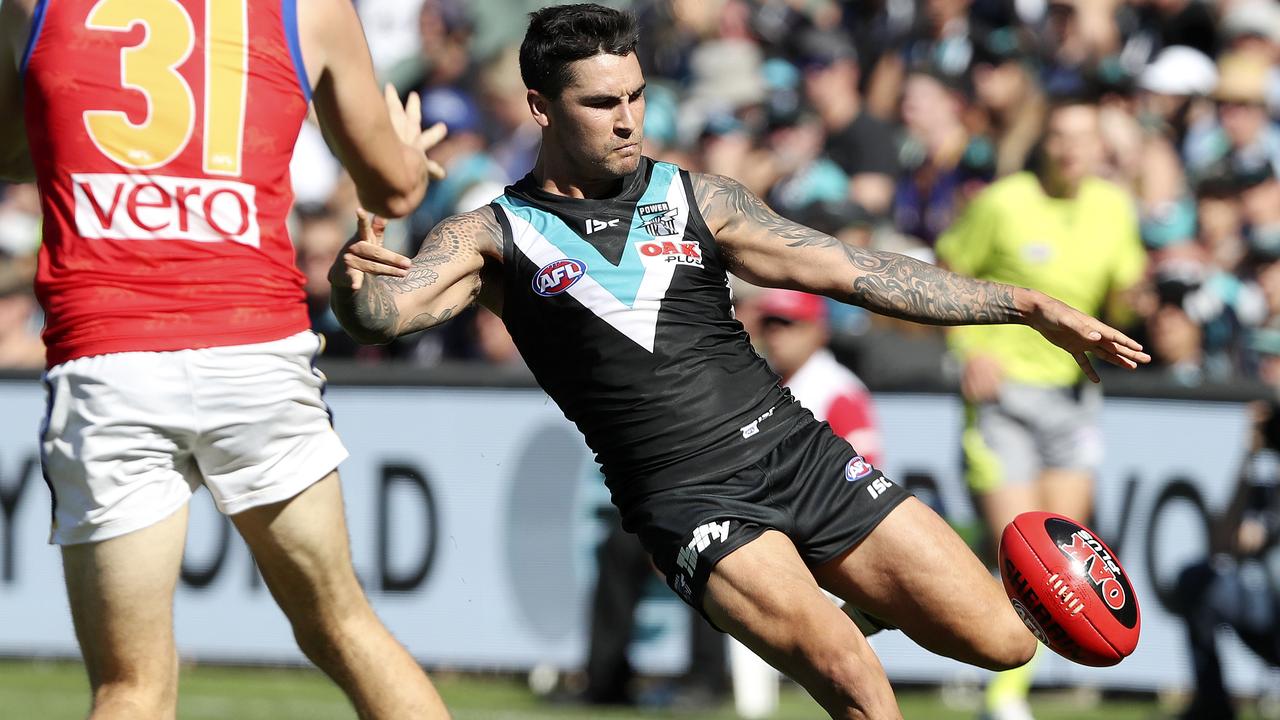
[1043,104,1103,189]
[543,53,646,179]
[760,317,826,378]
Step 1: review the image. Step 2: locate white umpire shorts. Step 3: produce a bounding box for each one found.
[40,331,349,545]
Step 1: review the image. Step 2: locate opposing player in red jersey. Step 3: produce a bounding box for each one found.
[0,0,450,718]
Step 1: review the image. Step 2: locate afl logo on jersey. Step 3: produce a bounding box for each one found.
[533,258,587,297]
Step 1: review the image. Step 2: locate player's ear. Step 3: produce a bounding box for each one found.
[528,90,551,128]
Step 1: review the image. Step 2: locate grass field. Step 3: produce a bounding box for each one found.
[2,659,1251,720]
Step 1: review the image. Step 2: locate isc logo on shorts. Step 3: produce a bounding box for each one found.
[72,173,261,247]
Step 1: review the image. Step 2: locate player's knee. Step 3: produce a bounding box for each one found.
[997,635,1038,671]
[291,610,348,651]
[980,618,1038,671]
[290,599,375,662]
[273,567,369,645]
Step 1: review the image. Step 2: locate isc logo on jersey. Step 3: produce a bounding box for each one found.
[533,258,587,297]
[637,239,703,268]
[72,173,261,247]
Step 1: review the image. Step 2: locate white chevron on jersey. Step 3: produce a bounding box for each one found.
[498,173,692,352]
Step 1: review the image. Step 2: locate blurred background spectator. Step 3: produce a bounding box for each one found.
[5,0,1273,393]
[798,28,899,217]
[0,182,42,369]
[755,288,882,465]
[1173,396,1280,720]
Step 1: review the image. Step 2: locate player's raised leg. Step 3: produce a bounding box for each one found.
[232,473,449,720]
[813,497,1038,671]
[61,506,188,720]
[703,530,902,720]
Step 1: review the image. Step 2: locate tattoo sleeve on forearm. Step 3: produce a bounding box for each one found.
[806,240,1019,325]
[691,173,1021,326]
[334,208,497,343]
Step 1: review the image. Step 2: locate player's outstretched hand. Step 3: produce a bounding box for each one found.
[1025,292,1151,383]
[330,208,413,292]
[384,84,447,181]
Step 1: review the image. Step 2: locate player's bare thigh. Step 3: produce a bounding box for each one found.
[812,497,1035,671]
[702,530,902,720]
[61,504,189,713]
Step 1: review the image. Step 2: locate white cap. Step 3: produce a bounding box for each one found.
[1138,45,1219,96]
[1222,0,1280,45]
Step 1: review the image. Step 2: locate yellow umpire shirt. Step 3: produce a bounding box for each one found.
[936,172,1146,388]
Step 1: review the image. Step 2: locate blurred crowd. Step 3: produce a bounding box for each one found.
[1,0,1279,388]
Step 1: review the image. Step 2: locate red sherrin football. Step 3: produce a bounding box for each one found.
[999,512,1141,667]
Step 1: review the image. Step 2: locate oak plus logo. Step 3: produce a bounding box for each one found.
[1046,518,1138,629]
[637,239,703,268]
[1058,530,1126,610]
[72,173,260,247]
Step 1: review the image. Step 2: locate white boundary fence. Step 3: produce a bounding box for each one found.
[0,377,1272,693]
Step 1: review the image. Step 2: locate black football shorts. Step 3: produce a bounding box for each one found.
[619,416,912,626]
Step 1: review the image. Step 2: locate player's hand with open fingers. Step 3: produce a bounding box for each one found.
[384,84,448,181]
[1024,291,1151,383]
[329,208,413,292]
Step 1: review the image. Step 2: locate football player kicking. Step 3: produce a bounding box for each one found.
[330,5,1149,718]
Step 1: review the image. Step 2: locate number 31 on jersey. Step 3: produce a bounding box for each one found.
[83,0,248,177]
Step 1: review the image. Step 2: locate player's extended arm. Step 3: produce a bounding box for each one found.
[298,0,443,218]
[0,0,34,182]
[329,208,501,344]
[693,172,1150,380]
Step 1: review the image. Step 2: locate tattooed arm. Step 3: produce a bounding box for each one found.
[691,172,1149,378]
[692,172,1025,324]
[329,207,501,344]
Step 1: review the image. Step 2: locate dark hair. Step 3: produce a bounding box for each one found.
[1024,92,1101,175]
[519,4,640,98]
[1045,89,1100,115]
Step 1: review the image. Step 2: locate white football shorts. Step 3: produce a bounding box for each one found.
[40,331,349,545]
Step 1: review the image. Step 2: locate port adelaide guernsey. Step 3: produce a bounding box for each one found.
[491,157,805,505]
